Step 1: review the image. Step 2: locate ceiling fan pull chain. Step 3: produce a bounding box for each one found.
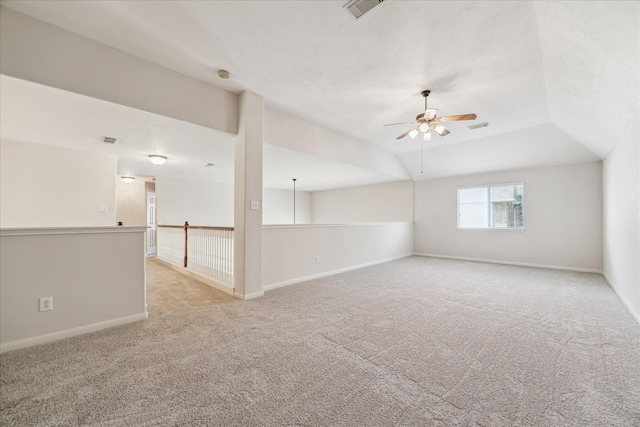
[420,140,424,174]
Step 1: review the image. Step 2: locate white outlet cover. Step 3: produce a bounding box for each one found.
[250,200,260,210]
[39,296,53,312]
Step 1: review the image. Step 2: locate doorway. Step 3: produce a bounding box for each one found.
[146,191,157,256]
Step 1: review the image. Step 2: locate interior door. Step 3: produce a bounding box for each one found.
[146,192,157,256]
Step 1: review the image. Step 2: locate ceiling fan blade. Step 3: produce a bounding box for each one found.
[424,108,438,120]
[396,127,419,139]
[430,124,451,136]
[436,113,477,122]
[383,121,414,127]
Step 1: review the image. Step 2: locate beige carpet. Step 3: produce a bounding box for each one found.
[1,256,639,426]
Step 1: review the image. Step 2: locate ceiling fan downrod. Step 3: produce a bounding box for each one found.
[422,89,431,111]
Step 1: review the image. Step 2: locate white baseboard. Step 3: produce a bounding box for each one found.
[0,312,148,354]
[413,253,603,274]
[154,257,234,296]
[263,253,413,292]
[234,290,264,300]
[602,272,640,326]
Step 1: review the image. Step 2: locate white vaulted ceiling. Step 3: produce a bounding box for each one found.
[0,1,637,189]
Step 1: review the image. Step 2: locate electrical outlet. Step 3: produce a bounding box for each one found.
[315,256,320,263]
[39,296,53,312]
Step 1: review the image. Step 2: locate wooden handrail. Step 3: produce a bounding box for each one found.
[158,225,234,231]
[183,221,189,267]
[158,222,234,268]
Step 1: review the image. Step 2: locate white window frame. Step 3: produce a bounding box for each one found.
[457,182,525,230]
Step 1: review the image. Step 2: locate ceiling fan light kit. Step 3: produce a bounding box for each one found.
[386,89,477,140]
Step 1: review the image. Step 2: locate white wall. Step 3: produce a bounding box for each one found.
[0,7,238,135]
[157,176,312,227]
[0,227,147,353]
[414,161,603,271]
[603,114,639,322]
[156,176,234,226]
[116,178,146,226]
[263,223,413,289]
[311,181,413,223]
[265,107,409,181]
[263,188,311,225]
[0,140,117,228]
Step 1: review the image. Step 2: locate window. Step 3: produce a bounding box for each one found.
[457,183,524,229]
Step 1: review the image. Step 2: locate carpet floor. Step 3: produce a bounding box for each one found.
[1,256,639,426]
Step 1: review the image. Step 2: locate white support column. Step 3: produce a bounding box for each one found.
[233,91,264,299]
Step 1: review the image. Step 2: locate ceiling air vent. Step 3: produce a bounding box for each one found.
[102,136,118,144]
[468,122,488,130]
[344,0,384,19]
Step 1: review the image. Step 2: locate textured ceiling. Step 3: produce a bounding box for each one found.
[0,1,637,188]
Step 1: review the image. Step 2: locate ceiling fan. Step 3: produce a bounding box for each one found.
[385,90,477,140]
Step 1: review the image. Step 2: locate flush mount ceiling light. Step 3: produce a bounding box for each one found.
[217,69,230,79]
[121,176,135,184]
[149,155,167,166]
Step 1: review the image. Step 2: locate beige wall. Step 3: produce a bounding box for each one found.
[263,223,413,289]
[414,161,603,271]
[0,140,117,228]
[116,178,146,226]
[603,114,640,322]
[0,227,147,353]
[311,181,413,223]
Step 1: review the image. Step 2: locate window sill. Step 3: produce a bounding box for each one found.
[457,227,525,232]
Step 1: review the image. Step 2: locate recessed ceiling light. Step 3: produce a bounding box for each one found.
[204,163,215,167]
[102,136,118,144]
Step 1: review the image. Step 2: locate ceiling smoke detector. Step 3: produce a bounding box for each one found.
[102,136,118,144]
[344,0,384,19]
